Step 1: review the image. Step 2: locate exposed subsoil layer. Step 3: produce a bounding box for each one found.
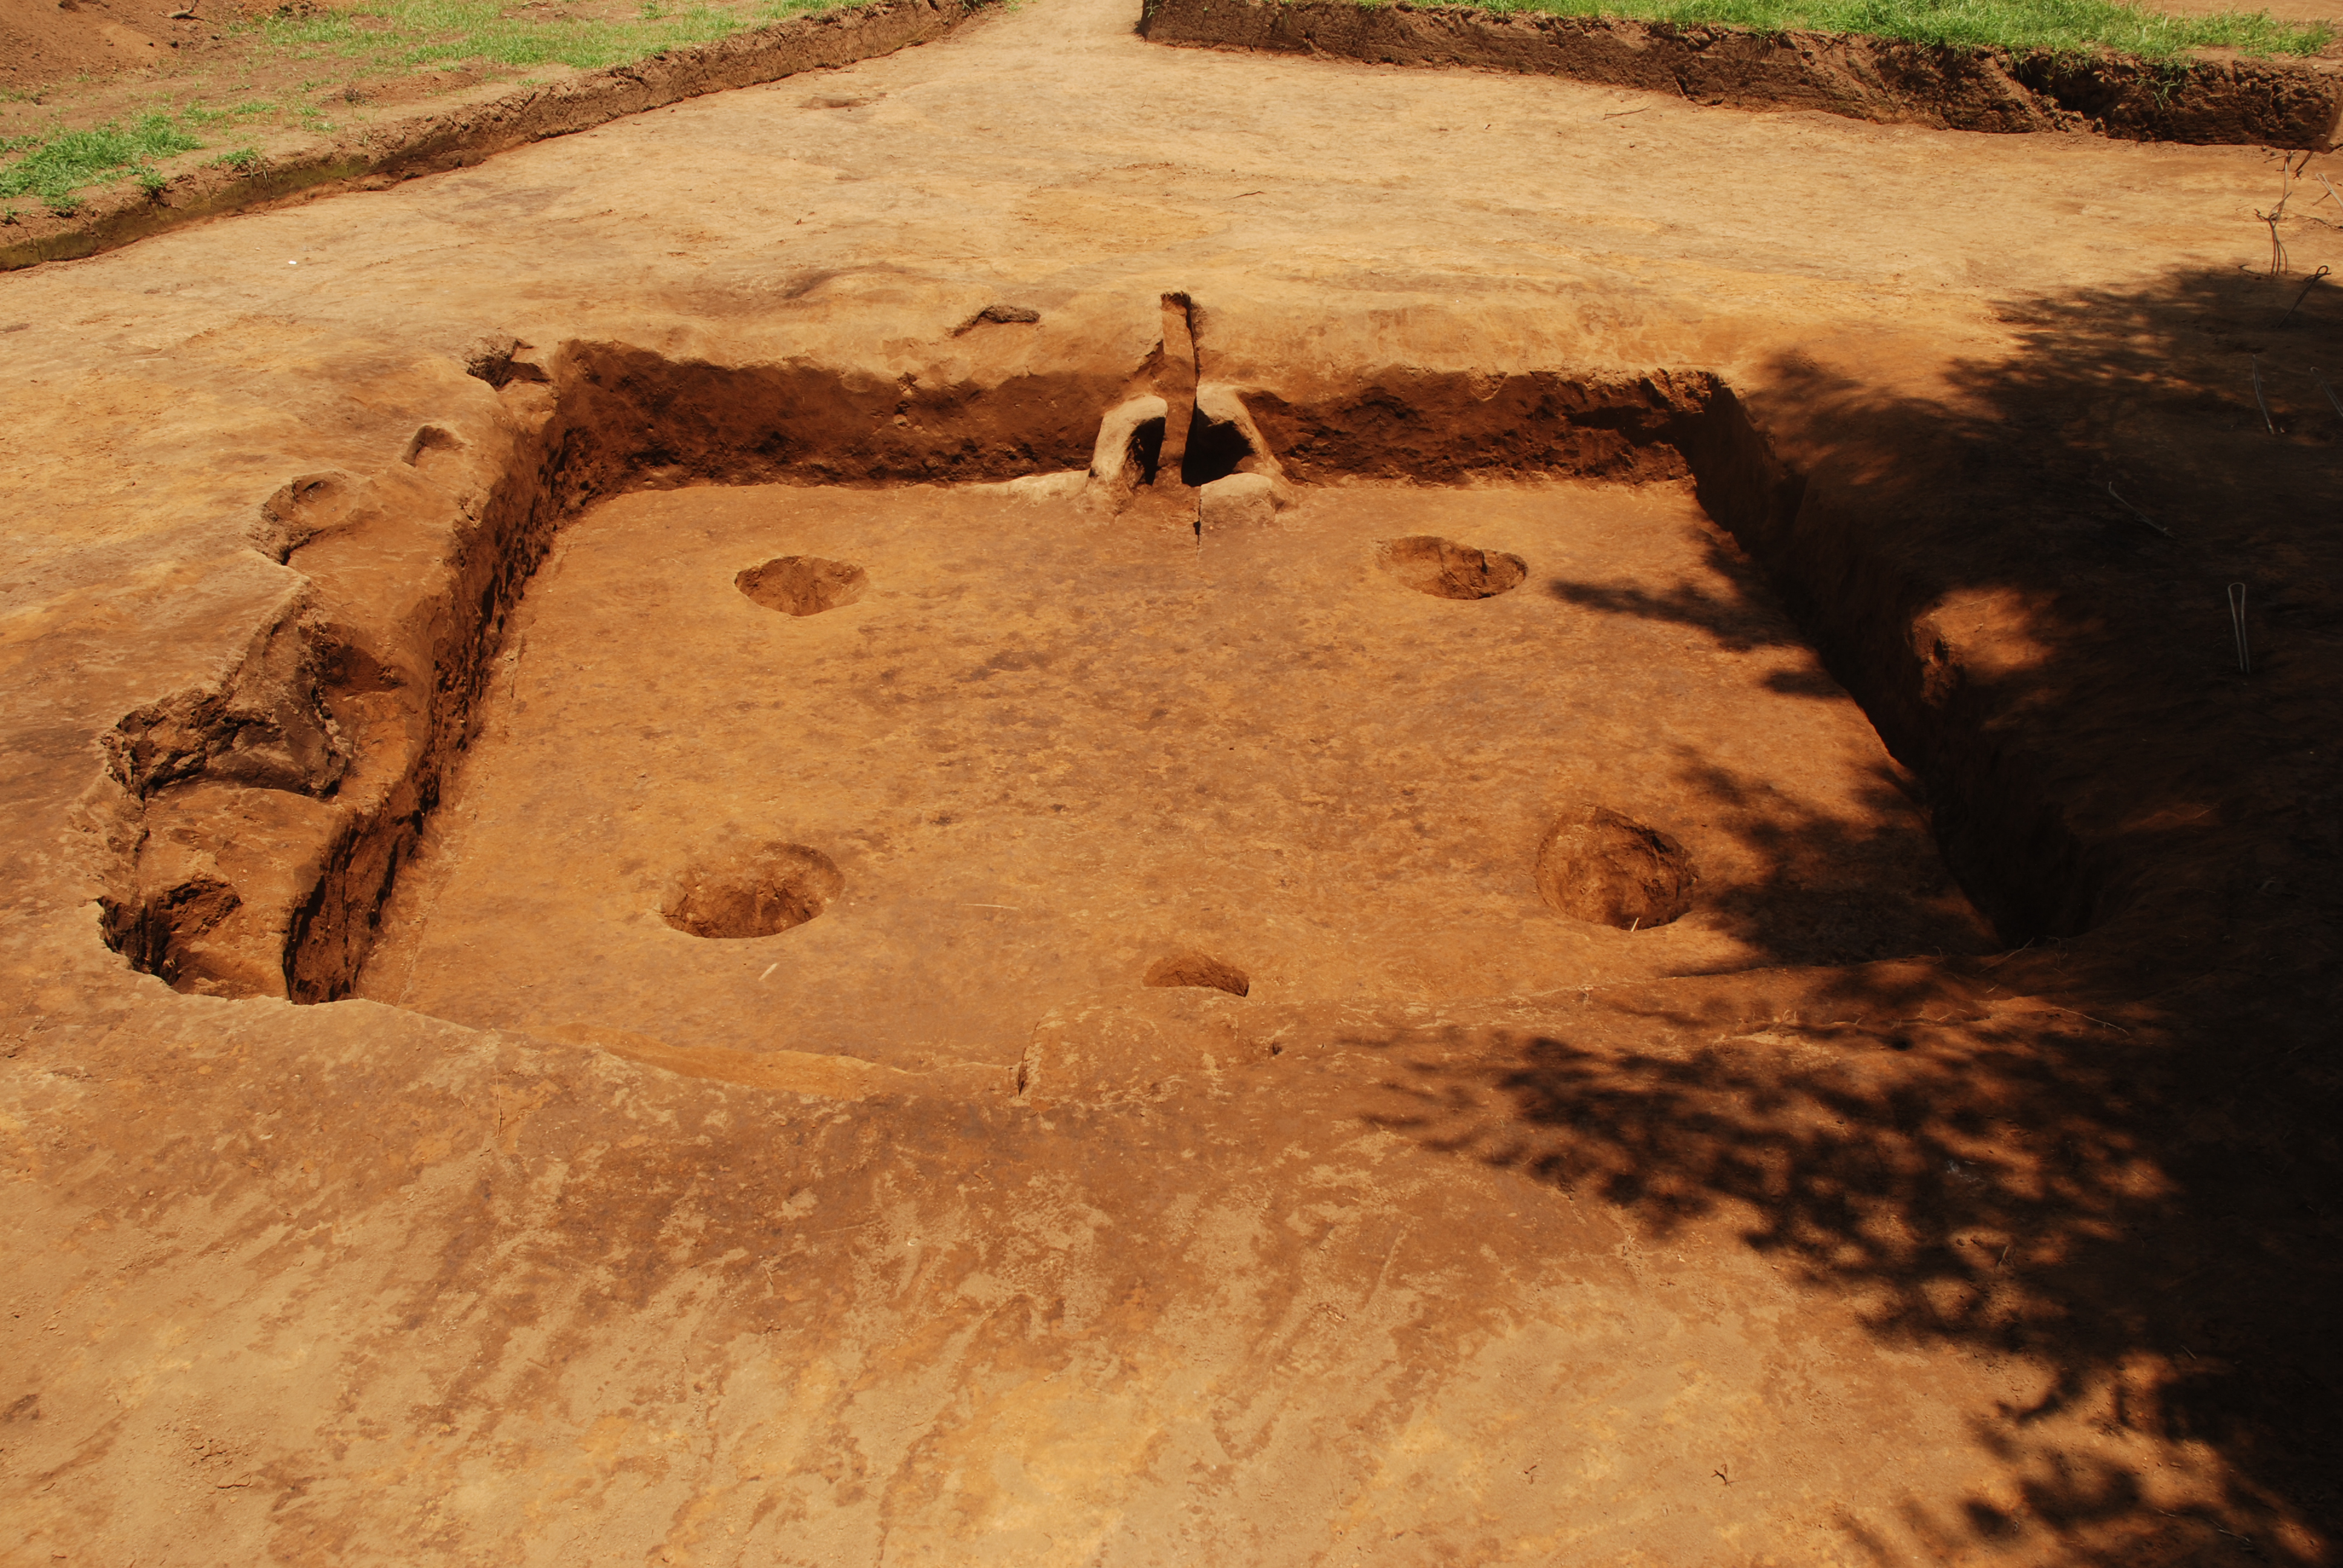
[6,0,2343,1561]
[358,479,1985,1063]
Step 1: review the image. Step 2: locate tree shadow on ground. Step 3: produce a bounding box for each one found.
[1373,262,2343,1562]
[1357,1004,2318,1566]
[1658,745,1997,969]
[1545,530,1807,656]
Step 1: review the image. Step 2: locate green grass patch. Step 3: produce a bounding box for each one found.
[0,114,204,214]
[246,0,848,74]
[1462,0,2328,57]
[179,100,283,128]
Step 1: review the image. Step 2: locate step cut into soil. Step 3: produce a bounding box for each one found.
[0,0,994,273]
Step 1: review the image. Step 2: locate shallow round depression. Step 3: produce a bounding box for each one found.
[736,555,869,616]
[1144,951,1251,996]
[661,842,845,939]
[1377,535,1528,600]
[1536,805,1697,930]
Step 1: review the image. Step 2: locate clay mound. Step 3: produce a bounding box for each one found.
[1536,806,1696,930]
[661,843,844,939]
[736,555,868,616]
[1377,535,1527,600]
[1144,951,1251,996]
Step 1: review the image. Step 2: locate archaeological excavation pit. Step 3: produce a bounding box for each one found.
[96,306,2003,1073]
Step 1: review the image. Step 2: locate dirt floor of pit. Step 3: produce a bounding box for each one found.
[359,478,1987,1065]
[7,0,2343,1561]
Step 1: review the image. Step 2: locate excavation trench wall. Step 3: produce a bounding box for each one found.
[1138,0,2343,146]
[92,345,2092,1006]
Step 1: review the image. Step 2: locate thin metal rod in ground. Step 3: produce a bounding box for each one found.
[2319,367,2343,422]
[2107,482,2173,538]
[2229,583,2253,675]
[2279,264,2333,327]
[2252,356,2278,434]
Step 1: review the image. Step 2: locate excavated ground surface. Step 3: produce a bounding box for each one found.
[0,0,985,270]
[361,480,1984,1062]
[5,0,2343,1563]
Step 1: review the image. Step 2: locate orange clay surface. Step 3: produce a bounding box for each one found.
[359,480,1985,1060]
[4,0,2342,1563]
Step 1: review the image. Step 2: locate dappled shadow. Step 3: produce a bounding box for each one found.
[1357,1002,2327,1565]
[1364,260,2343,1561]
[1545,530,1805,655]
[1660,746,1994,969]
[1693,266,2343,956]
[1363,1021,2145,1365]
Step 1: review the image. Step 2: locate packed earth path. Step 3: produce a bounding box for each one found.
[4,0,2342,1563]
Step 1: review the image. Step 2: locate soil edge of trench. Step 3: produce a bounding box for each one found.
[1137,0,2343,148]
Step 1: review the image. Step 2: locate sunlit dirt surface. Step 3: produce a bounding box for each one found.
[8,0,2343,1556]
[359,479,1986,1063]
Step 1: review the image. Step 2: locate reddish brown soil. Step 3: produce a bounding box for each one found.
[1140,0,2343,145]
[5,0,2343,1561]
[0,0,213,90]
[354,479,1986,1063]
[1,0,983,269]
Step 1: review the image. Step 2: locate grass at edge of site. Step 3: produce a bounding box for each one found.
[0,115,203,214]
[1435,0,2330,59]
[249,0,853,76]
[0,0,859,216]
